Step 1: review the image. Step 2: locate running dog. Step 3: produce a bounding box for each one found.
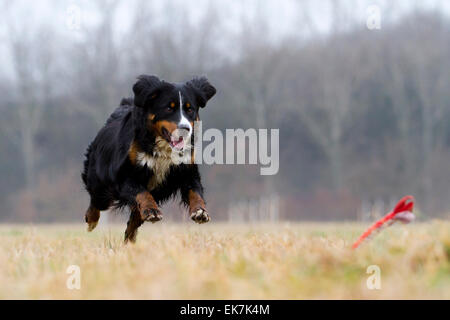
[81,75,216,242]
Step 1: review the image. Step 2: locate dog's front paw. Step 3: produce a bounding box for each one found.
[142,208,163,223]
[190,208,210,224]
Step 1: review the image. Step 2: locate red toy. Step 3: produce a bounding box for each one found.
[352,195,415,249]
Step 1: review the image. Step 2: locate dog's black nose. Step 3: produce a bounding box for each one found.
[178,124,190,131]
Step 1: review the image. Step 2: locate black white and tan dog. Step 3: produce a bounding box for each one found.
[81,75,216,243]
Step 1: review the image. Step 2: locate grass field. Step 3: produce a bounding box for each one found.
[0,221,448,299]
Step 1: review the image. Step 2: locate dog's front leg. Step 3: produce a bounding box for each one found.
[180,165,210,224]
[187,189,210,224]
[120,182,163,223]
[123,189,162,244]
[135,191,163,223]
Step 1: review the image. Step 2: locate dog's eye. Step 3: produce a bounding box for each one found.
[186,107,194,114]
[166,105,175,112]
[166,102,176,112]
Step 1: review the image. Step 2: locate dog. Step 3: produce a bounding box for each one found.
[81,75,216,243]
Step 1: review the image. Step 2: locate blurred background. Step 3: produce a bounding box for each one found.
[0,0,449,223]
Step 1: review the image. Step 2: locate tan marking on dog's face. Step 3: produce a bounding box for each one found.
[170,102,175,108]
[148,113,155,121]
[152,119,178,136]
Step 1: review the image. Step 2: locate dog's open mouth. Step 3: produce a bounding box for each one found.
[162,128,189,151]
[170,135,185,150]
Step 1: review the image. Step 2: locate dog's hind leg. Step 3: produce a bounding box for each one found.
[85,204,100,232]
[124,208,144,244]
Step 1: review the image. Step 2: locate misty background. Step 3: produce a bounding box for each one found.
[1,0,450,223]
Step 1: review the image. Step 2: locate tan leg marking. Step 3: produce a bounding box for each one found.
[188,190,210,224]
[124,208,144,244]
[85,205,100,232]
[136,191,162,223]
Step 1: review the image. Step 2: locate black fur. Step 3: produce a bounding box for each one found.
[82,75,216,241]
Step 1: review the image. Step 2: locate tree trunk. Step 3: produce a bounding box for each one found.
[329,110,343,191]
[22,125,36,189]
[422,105,433,214]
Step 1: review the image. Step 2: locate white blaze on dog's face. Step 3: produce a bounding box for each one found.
[169,91,193,151]
[142,87,198,153]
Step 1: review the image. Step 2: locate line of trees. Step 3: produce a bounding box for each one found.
[0,0,449,222]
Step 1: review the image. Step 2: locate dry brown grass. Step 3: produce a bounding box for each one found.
[0,221,448,299]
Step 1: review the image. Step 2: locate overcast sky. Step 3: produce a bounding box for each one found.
[3,0,449,34]
[1,0,449,79]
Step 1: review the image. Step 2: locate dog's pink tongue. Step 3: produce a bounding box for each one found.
[171,137,184,149]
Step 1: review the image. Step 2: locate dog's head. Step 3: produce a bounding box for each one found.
[132,75,216,151]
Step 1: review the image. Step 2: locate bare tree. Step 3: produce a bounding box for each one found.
[410,13,450,211]
[127,0,222,80]
[68,0,123,127]
[3,6,56,190]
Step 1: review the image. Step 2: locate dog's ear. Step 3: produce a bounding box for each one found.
[132,75,164,108]
[186,77,216,108]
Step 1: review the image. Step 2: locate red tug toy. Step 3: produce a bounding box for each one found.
[352,195,415,249]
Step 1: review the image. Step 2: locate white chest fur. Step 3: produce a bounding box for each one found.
[136,137,174,190]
